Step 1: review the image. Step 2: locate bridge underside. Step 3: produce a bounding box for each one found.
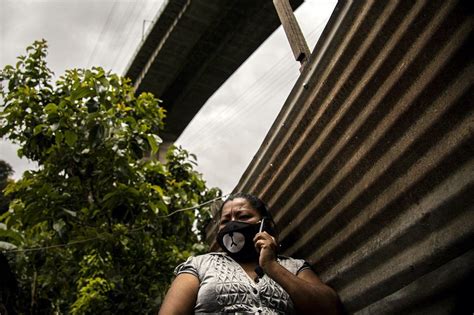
[125,0,304,143]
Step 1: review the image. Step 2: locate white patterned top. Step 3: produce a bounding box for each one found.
[174,252,310,314]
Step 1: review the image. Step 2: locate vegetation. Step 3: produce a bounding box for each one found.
[0,40,220,314]
[0,160,13,214]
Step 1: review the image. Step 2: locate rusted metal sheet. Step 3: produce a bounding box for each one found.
[232,0,473,313]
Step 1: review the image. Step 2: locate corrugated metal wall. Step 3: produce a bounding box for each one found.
[232,0,473,313]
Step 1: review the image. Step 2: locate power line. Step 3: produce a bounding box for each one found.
[100,0,139,69]
[1,194,228,254]
[86,0,119,68]
[86,0,162,72]
[178,20,329,148]
[179,51,296,144]
[180,60,298,149]
[109,0,145,71]
[110,0,167,73]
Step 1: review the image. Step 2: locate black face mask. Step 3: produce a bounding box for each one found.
[217,221,261,262]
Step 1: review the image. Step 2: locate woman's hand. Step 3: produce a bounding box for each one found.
[253,231,278,269]
[254,231,342,315]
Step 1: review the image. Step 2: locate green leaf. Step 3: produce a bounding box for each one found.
[150,185,164,197]
[0,225,23,243]
[33,124,47,135]
[70,85,93,100]
[102,191,118,202]
[44,103,58,114]
[146,134,158,154]
[150,200,168,214]
[146,134,162,155]
[0,241,17,250]
[64,130,78,147]
[89,124,105,147]
[53,219,66,235]
[55,131,64,144]
[62,208,77,217]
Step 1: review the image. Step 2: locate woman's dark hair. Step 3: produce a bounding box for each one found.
[219,192,274,222]
[218,192,278,238]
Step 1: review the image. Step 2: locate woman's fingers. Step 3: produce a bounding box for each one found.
[254,232,278,267]
[254,232,277,251]
[255,240,264,250]
[254,231,276,242]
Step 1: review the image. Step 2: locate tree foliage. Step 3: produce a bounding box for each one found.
[0,40,220,314]
[0,160,14,214]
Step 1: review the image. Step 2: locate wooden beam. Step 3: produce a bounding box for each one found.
[273,0,311,71]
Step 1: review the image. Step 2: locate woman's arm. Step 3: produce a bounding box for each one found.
[265,262,342,315]
[255,232,342,315]
[158,273,199,315]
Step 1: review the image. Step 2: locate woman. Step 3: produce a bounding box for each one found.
[159,193,342,314]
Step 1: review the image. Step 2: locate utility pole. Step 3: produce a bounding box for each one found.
[273,0,311,72]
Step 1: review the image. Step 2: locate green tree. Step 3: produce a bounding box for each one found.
[0,40,220,314]
[0,160,17,315]
[0,160,14,214]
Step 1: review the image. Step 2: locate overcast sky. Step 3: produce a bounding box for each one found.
[0,0,336,194]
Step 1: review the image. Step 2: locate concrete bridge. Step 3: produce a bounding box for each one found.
[124,0,303,144]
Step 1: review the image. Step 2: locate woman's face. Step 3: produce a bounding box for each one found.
[219,197,261,231]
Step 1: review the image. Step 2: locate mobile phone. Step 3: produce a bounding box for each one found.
[255,217,267,280]
[258,217,265,233]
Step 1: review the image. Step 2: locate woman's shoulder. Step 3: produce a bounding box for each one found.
[182,251,229,265]
[196,251,227,257]
[192,251,227,260]
[175,252,230,276]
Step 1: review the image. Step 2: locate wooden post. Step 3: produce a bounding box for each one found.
[273,0,311,72]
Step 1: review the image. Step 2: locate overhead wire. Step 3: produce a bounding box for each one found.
[112,0,166,73]
[204,13,329,120]
[86,0,161,72]
[180,16,332,195]
[86,0,119,68]
[178,51,296,144]
[101,0,140,69]
[178,17,320,141]
[180,20,323,142]
[180,79,294,150]
[179,77,297,154]
[179,56,298,148]
[109,0,147,71]
[179,20,329,149]
[1,194,229,254]
[222,18,328,111]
